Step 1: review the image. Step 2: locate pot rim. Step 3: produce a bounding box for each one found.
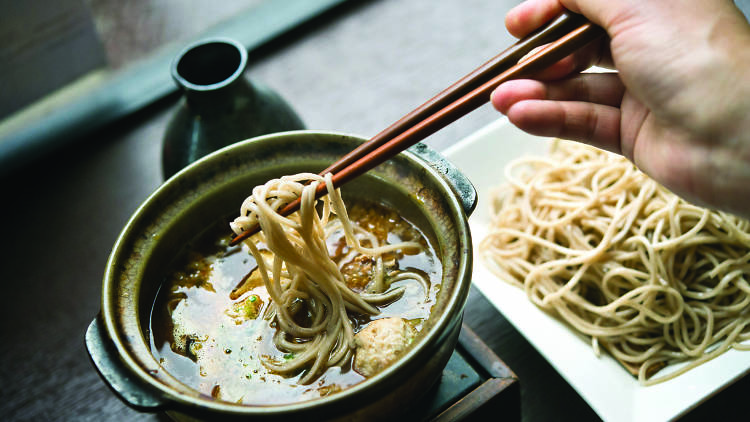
[100,130,473,415]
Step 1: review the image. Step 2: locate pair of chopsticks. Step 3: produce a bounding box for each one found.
[230,11,604,246]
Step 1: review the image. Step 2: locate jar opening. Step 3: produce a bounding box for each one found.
[176,42,243,86]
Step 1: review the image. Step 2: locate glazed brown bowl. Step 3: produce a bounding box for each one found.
[86,130,476,421]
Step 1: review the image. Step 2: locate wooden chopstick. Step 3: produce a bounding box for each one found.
[230,14,604,246]
[319,11,589,177]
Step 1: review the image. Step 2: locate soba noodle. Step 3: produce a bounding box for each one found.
[479,140,750,385]
[230,173,423,384]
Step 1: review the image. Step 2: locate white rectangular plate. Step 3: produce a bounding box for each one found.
[442,118,750,422]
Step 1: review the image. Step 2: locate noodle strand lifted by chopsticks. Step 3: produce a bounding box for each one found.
[479,140,750,385]
[230,173,423,384]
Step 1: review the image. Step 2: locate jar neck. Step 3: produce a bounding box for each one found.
[171,38,253,115]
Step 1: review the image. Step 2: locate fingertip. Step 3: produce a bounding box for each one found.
[504,6,525,38]
[490,87,506,114]
[491,80,547,114]
[505,0,566,38]
[490,84,511,114]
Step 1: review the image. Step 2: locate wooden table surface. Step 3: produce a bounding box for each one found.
[3,1,748,420]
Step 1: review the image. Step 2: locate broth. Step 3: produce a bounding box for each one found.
[149,199,442,404]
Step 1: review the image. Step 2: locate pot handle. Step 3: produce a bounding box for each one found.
[409,142,478,216]
[85,316,167,411]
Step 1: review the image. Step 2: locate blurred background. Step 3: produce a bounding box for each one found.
[0,0,516,172]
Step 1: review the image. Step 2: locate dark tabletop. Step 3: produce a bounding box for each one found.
[2,1,748,421]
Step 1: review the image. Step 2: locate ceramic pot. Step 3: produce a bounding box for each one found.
[86,131,476,421]
[162,37,305,179]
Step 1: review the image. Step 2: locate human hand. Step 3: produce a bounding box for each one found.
[491,0,750,219]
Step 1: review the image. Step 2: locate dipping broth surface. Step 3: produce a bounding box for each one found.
[149,199,442,404]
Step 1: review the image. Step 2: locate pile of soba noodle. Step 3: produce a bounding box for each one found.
[230,173,423,384]
[480,140,750,385]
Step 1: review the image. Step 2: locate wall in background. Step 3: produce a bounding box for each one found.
[0,0,106,119]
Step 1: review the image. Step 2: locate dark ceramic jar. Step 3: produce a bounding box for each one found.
[162,37,304,179]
